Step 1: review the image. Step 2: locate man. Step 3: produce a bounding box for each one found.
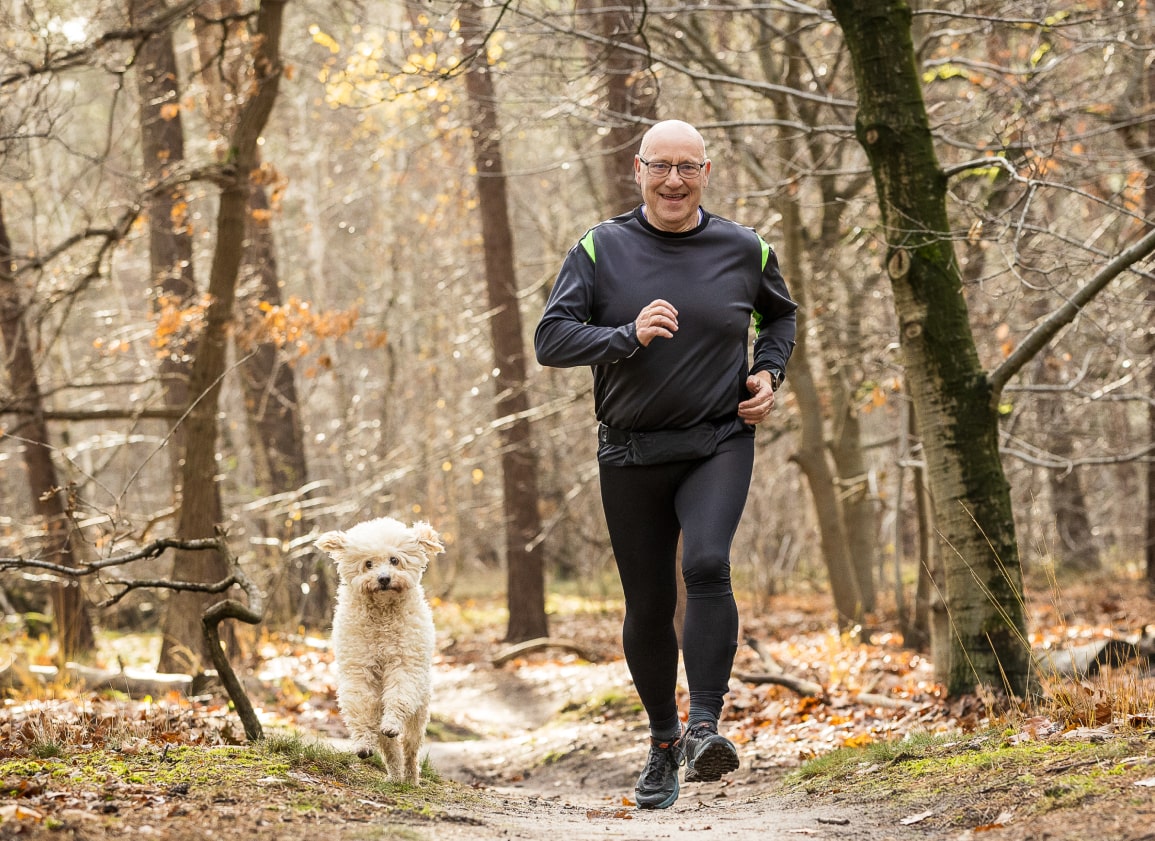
[535,120,796,809]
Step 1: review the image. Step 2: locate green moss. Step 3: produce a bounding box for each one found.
[558,689,642,721]
[788,727,1154,829]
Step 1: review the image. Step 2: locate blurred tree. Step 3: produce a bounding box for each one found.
[191,0,320,629]
[581,0,658,214]
[159,0,286,671]
[0,196,96,659]
[130,0,196,523]
[458,0,547,641]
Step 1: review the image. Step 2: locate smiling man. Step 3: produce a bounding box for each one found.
[534,120,798,809]
[635,120,712,233]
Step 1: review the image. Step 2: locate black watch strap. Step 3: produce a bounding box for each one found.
[769,369,784,391]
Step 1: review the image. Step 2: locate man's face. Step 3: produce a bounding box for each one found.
[634,127,710,233]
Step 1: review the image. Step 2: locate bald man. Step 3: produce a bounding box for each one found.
[535,120,797,809]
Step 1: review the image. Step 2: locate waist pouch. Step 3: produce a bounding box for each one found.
[598,420,726,466]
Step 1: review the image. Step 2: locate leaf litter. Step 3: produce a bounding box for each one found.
[0,584,1152,839]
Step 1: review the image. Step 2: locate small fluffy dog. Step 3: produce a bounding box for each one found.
[315,516,444,784]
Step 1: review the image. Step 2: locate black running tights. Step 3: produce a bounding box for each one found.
[599,433,755,729]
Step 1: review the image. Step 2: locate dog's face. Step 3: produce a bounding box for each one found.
[315,517,444,598]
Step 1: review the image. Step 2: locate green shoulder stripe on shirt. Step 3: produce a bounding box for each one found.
[754,233,771,336]
[580,229,596,262]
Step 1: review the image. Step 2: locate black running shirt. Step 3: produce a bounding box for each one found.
[535,206,797,432]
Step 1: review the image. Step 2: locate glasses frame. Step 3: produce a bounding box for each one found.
[638,157,708,179]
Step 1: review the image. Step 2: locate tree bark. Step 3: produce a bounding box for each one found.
[583,0,658,214]
[1032,349,1101,573]
[752,10,866,625]
[159,0,286,671]
[131,0,197,493]
[459,0,547,642]
[829,0,1029,697]
[191,0,318,628]
[780,201,863,627]
[236,183,321,627]
[0,197,95,659]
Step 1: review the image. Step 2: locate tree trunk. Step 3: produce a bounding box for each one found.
[584,0,658,214]
[830,379,878,613]
[190,0,318,629]
[830,0,1030,697]
[902,394,934,651]
[159,0,286,672]
[0,198,95,660]
[1032,351,1100,573]
[132,0,197,490]
[1139,34,1155,595]
[236,182,322,627]
[1112,13,1155,595]
[754,13,865,626]
[778,199,863,627]
[460,1,548,642]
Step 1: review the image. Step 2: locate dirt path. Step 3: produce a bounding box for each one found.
[403,659,944,841]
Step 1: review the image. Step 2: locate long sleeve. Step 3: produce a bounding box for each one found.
[534,238,641,369]
[750,239,797,378]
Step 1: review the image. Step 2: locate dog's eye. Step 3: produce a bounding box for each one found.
[389,556,401,566]
[364,560,374,570]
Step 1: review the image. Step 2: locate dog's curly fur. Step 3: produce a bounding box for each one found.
[315,516,444,784]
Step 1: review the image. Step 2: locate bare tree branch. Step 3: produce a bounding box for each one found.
[989,226,1155,396]
[0,534,264,741]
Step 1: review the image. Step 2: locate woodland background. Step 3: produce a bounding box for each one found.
[1,0,1154,695]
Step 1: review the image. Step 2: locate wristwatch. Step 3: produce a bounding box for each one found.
[768,369,784,391]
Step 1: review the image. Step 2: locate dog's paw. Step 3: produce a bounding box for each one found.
[353,744,376,759]
[379,719,402,739]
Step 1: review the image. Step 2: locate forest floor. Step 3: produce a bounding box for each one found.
[1,576,1154,840]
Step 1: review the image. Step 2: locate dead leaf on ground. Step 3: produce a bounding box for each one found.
[900,810,935,825]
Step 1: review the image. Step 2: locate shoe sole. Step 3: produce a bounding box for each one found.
[684,739,740,783]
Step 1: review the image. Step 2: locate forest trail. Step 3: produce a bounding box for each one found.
[361,658,948,841]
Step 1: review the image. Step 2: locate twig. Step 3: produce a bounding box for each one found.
[491,637,599,666]
[202,557,264,741]
[745,635,786,674]
[734,670,826,698]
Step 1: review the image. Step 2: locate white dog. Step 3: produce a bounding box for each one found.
[315,516,444,784]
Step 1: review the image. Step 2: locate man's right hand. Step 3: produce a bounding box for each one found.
[634,299,679,347]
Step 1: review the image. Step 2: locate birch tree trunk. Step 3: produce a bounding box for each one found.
[829,0,1030,697]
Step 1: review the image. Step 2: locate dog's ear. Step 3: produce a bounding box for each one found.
[315,530,347,557]
[412,521,445,557]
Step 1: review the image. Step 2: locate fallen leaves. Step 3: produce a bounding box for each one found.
[584,808,632,820]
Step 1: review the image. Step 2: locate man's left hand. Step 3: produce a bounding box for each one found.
[738,371,777,425]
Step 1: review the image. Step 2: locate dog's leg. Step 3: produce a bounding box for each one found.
[379,732,404,781]
[401,705,430,785]
[378,670,430,741]
[338,677,385,759]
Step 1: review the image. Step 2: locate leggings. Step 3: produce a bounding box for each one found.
[599,432,755,729]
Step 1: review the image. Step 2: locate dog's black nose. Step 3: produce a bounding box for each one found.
[377,574,392,589]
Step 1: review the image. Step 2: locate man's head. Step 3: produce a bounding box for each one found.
[634,120,711,233]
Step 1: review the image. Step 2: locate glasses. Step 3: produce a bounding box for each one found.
[638,157,707,179]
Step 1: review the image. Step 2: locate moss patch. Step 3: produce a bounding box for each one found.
[786,728,1155,831]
